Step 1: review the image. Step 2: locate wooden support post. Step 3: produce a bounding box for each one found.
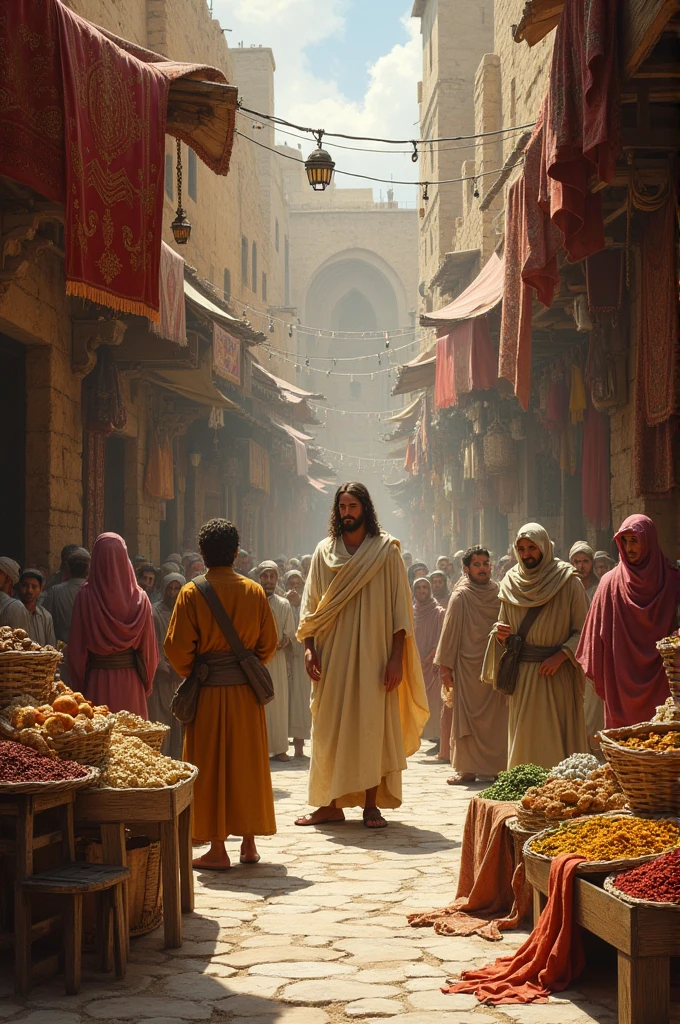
[100,823,129,955]
[178,804,194,913]
[63,894,82,995]
[160,819,182,948]
[617,951,670,1024]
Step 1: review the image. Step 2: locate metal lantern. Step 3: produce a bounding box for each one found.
[171,139,192,244]
[305,131,335,191]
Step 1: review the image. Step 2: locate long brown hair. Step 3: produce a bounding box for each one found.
[328,482,382,538]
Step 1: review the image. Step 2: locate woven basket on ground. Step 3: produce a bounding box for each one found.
[84,835,163,937]
[0,765,99,797]
[483,421,516,475]
[603,873,680,911]
[0,651,61,707]
[523,813,680,875]
[114,722,170,752]
[50,715,115,767]
[599,722,680,816]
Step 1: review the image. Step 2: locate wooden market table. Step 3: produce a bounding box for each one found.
[75,772,195,949]
[525,855,680,1024]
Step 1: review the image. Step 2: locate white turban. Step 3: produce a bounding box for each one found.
[0,557,21,585]
[569,541,594,562]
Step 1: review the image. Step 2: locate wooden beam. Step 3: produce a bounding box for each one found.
[623,0,680,78]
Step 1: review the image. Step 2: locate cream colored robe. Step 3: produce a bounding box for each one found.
[265,592,296,756]
[482,575,589,769]
[298,533,429,809]
[581,582,605,751]
[287,603,311,740]
[435,577,508,776]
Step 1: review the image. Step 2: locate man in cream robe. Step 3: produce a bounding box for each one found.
[482,523,589,769]
[259,561,296,761]
[569,541,604,751]
[436,546,507,782]
[285,569,312,757]
[295,483,429,828]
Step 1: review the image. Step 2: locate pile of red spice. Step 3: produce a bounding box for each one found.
[613,849,680,903]
[0,739,88,783]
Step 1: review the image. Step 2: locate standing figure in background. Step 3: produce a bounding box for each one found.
[148,573,185,758]
[234,548,252,576]
[482,523,589,769]
[42,547,90,684]
[413,577,446,755]
[300,554,312,581]
[259,561,296,761]
[436,547,507,784]
[569,542,599,601]
[67,533,158,716]
[407,561,429,589]
[593,550,616,580]
[577,514,679,728]
[0,558,30,631]
[285,569,311,758]
[569,540,604,751]
[136,562,157,597]
[429,570,450,609]
[44,544,79,592]
[17,570,55,646]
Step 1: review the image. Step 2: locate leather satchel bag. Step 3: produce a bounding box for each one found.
[494,605,543,696]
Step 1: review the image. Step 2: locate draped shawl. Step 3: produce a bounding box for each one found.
[500,523,575,608]
[576,514,679,727]
[413,579,446,662]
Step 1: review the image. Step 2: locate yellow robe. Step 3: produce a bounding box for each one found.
[164,567,278,840]
[298,533,429,810]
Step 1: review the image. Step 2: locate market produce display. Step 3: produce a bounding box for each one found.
[548,753,600,780]
[479,763,548,801]
[96,733,194,789]
[654,697,680,724]
[612,849,680,904]
[520,764,626,819]
[0,682,113,757]
[616,730,680,751]
[0,738,88,783]
[0,626,59,653]
[113,711,163,730]
[529,815,680,862]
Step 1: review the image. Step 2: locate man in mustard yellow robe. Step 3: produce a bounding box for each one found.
[165,519,278,869]
[295,483,429,829]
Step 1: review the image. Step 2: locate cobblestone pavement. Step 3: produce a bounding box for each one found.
[4,745,671,1023]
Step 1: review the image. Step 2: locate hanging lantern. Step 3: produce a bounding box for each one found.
[305,131,335,191]
[171,139,192,244]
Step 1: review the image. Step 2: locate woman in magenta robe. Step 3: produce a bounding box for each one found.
[67,533,158,717]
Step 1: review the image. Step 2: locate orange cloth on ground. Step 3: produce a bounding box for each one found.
[444,853,585,1004]
[408,797,529,941]
[164,566,278,840]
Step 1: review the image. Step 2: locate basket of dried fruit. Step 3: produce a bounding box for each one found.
[524,813,680,875]
[599,722,680,816]
[0,737,100,795]
[603,849,680,910]
[0,627,62,705]
[517,763,626,832]
[112,711,170,752]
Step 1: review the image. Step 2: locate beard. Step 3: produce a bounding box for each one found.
[341,512,365,534]
[521,555,542,569]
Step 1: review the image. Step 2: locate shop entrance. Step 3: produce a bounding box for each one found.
[104,435,126,537]
[0,335,26,562]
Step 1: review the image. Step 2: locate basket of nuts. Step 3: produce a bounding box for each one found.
[0,627,62,706]
[112,711,170,753]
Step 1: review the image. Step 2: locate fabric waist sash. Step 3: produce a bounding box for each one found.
[87,648,147,686]
[519,643,563,663]
[193,651,249,687]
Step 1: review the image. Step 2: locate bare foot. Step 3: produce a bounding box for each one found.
[363,807,387,828]
[446,773,476,786]
[192,850,231,870]
[240,836,260,864]
[294,806,345,826]
[273,752,290,762]
[293,740,305,757]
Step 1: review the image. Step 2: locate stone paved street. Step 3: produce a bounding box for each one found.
[1,746,663,1024]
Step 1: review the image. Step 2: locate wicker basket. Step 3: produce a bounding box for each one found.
[483,421,516,475]
[603,872,680,911]
[0,765,99,796]
[599,722,680,816]
[523,813,680,875]
[516,805,570,833]
[50,716,115,767]
[84,835,163,937]
[0,651,61,707]
[114,722,170,752]
[656,637,680,704]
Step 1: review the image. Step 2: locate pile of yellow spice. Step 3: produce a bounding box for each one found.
[617,731,680,752]
[530,815,680,862]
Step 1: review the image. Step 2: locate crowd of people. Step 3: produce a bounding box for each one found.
[0,486,676,867]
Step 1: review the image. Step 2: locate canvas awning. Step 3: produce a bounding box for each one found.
[252,363,324,402]
[381,395,423,424]
[429,248,480,293]
[184,280,240,326]
[392,345,437,396]
[420,252,504,327]
[148,353,237,409]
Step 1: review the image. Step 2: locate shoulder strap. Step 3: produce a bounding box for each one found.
[517,603,543,641]
[193,575,249,661]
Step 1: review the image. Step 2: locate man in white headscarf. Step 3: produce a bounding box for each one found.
[568,541,604,751]
[568,541,598,601]
[149,573,185,758]
[0,557,30,630]
[482,523,589,769]
[284,569,311,757]
[259,561,296,761]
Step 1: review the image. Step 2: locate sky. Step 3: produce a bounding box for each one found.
[212,0,423,204]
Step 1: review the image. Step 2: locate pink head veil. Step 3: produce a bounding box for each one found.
[74,532,152,652]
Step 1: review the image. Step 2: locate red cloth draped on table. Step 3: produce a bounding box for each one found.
[541,0,619,263]
[634,197,679,497]
[581,396,610,529]
[68,533,159,717]
[434,318,497,409]
[576,514,679,729]
[444,854,585,1005]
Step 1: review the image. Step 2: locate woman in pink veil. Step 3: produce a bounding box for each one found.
[67,533,159,716]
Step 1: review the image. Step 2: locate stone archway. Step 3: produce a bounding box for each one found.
[304,251,404,334]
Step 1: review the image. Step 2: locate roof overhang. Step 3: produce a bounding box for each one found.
[420,252,504,328]
[147,354,238,410]
[392,345,436,396]
[429,249,480,293]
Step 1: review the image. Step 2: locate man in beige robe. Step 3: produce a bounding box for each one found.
[285,569,311,758]
[259,561,296,761]
[569,540,605,751]
[295,483,429,828]
[436,546,507,783]
[483,523,589,769]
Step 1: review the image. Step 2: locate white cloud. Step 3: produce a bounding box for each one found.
[212,2,422,203]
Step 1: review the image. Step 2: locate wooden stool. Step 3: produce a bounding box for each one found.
[20,862,130,995]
